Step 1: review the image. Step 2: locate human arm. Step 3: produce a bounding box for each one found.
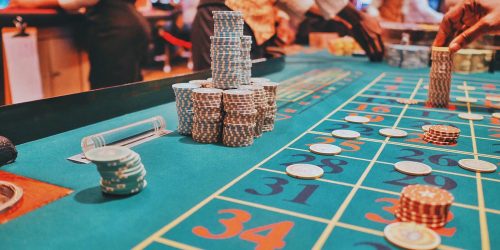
[433,0,500,52]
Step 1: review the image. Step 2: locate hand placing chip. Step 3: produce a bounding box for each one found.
[433,0,500,53]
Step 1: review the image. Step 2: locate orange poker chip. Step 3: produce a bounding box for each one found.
[401,185,454,206]
[429,125,460,135]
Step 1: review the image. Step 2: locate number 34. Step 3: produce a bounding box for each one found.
[193,209,294,250]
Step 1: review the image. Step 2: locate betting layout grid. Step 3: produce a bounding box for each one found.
[135,72,499,249]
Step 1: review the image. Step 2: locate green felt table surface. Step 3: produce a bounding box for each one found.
[1,51,499,250]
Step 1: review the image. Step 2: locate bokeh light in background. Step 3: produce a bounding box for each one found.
[0,0,10,9]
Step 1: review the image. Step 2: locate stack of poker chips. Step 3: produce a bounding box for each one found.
[173,83,201,135]
[423,125,460,145]
[211,11,244,89]
[396,184,454,228]
[386,44,430,69]
[255,81,279,132]
[191,88,223,143]
[222,89,256,147]
[239,85,266,138]
[85,146,147,196]
[240,35,252,85]
[427,47,453,108]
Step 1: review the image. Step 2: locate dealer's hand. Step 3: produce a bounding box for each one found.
[337,3,385,62]
[433,0,500,52]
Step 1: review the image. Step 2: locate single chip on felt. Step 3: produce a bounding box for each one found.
[458,113,484,121]
[396,98,418,105]
[379,128,408,138]
[331,129,360,139]
[457,85,476,91]
[493,113,500,119]
[455,97,478,103]
[0,136,17,166]
[309,144,341,156]
[286,164,324,179]
[458,159,497,173]
[384,222,441,250]
[485,96,500,102]
[345,115,370,124]
[394,161,432,176]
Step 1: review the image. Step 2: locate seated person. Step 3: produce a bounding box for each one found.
[366,0,443,24]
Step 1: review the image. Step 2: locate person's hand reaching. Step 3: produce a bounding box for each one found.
[337,3,385,62]
[433,0,500,52]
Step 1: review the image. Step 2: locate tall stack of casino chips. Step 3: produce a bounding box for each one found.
[255,81,279,132]
[427,47,453,108]
[191,88,223,143]
[211,11,244,89]
[222,89,256,147]
[396,184,454,229]
[172,83,201,135]
[240,35,252,85]
[386,44,429,69]
[423,125,460,145]
[239,85,266,138]
[85,146,147,196]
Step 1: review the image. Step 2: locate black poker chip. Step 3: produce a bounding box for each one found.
[0,136,17,166]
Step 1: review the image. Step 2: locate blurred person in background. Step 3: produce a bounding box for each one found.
[9,0,151,89]
[366,0,443,24]
[192,0,385,71]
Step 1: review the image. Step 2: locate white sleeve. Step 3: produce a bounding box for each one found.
[58,0,99,10]
[315,0,349,19]
[275,0,314,29]
[405,0,443,24]
[366,0,383,17]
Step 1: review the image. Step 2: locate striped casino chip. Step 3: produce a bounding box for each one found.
[428,125,460,136]
[401,185,454,206]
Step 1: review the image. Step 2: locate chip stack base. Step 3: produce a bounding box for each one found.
[255,82,279,132]
[427,47,453,108]
[239,85,266,137]
[172,83,201,135]
[85,146,147,196]
[396,184,454,229]
[192,88,223,143]
[222,89,256,147]
[423,125,460,145]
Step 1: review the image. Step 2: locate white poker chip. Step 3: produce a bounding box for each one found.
[286,164,324,179]
[456,97,478,103]
[345,116,370,124]
[394,161,432,176]
[458,159,497,173]
[309,144,342,155]
[457,85,476,91]
[485,96,500,102]
[384,222,441,250]
[458,113,484,121]
[422,125,432,132]
[493,113,500,119]
[331,130,361,139]
[379,128,408,138]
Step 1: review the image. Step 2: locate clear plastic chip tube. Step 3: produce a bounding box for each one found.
[81,116,167,153]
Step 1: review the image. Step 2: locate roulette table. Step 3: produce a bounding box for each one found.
[0,50,499,249]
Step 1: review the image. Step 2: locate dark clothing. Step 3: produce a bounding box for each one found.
[191,0,266,71]
[86,0,151,89]
[296,11,351,45]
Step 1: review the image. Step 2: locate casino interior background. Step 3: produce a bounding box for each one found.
[0,0,500,249]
